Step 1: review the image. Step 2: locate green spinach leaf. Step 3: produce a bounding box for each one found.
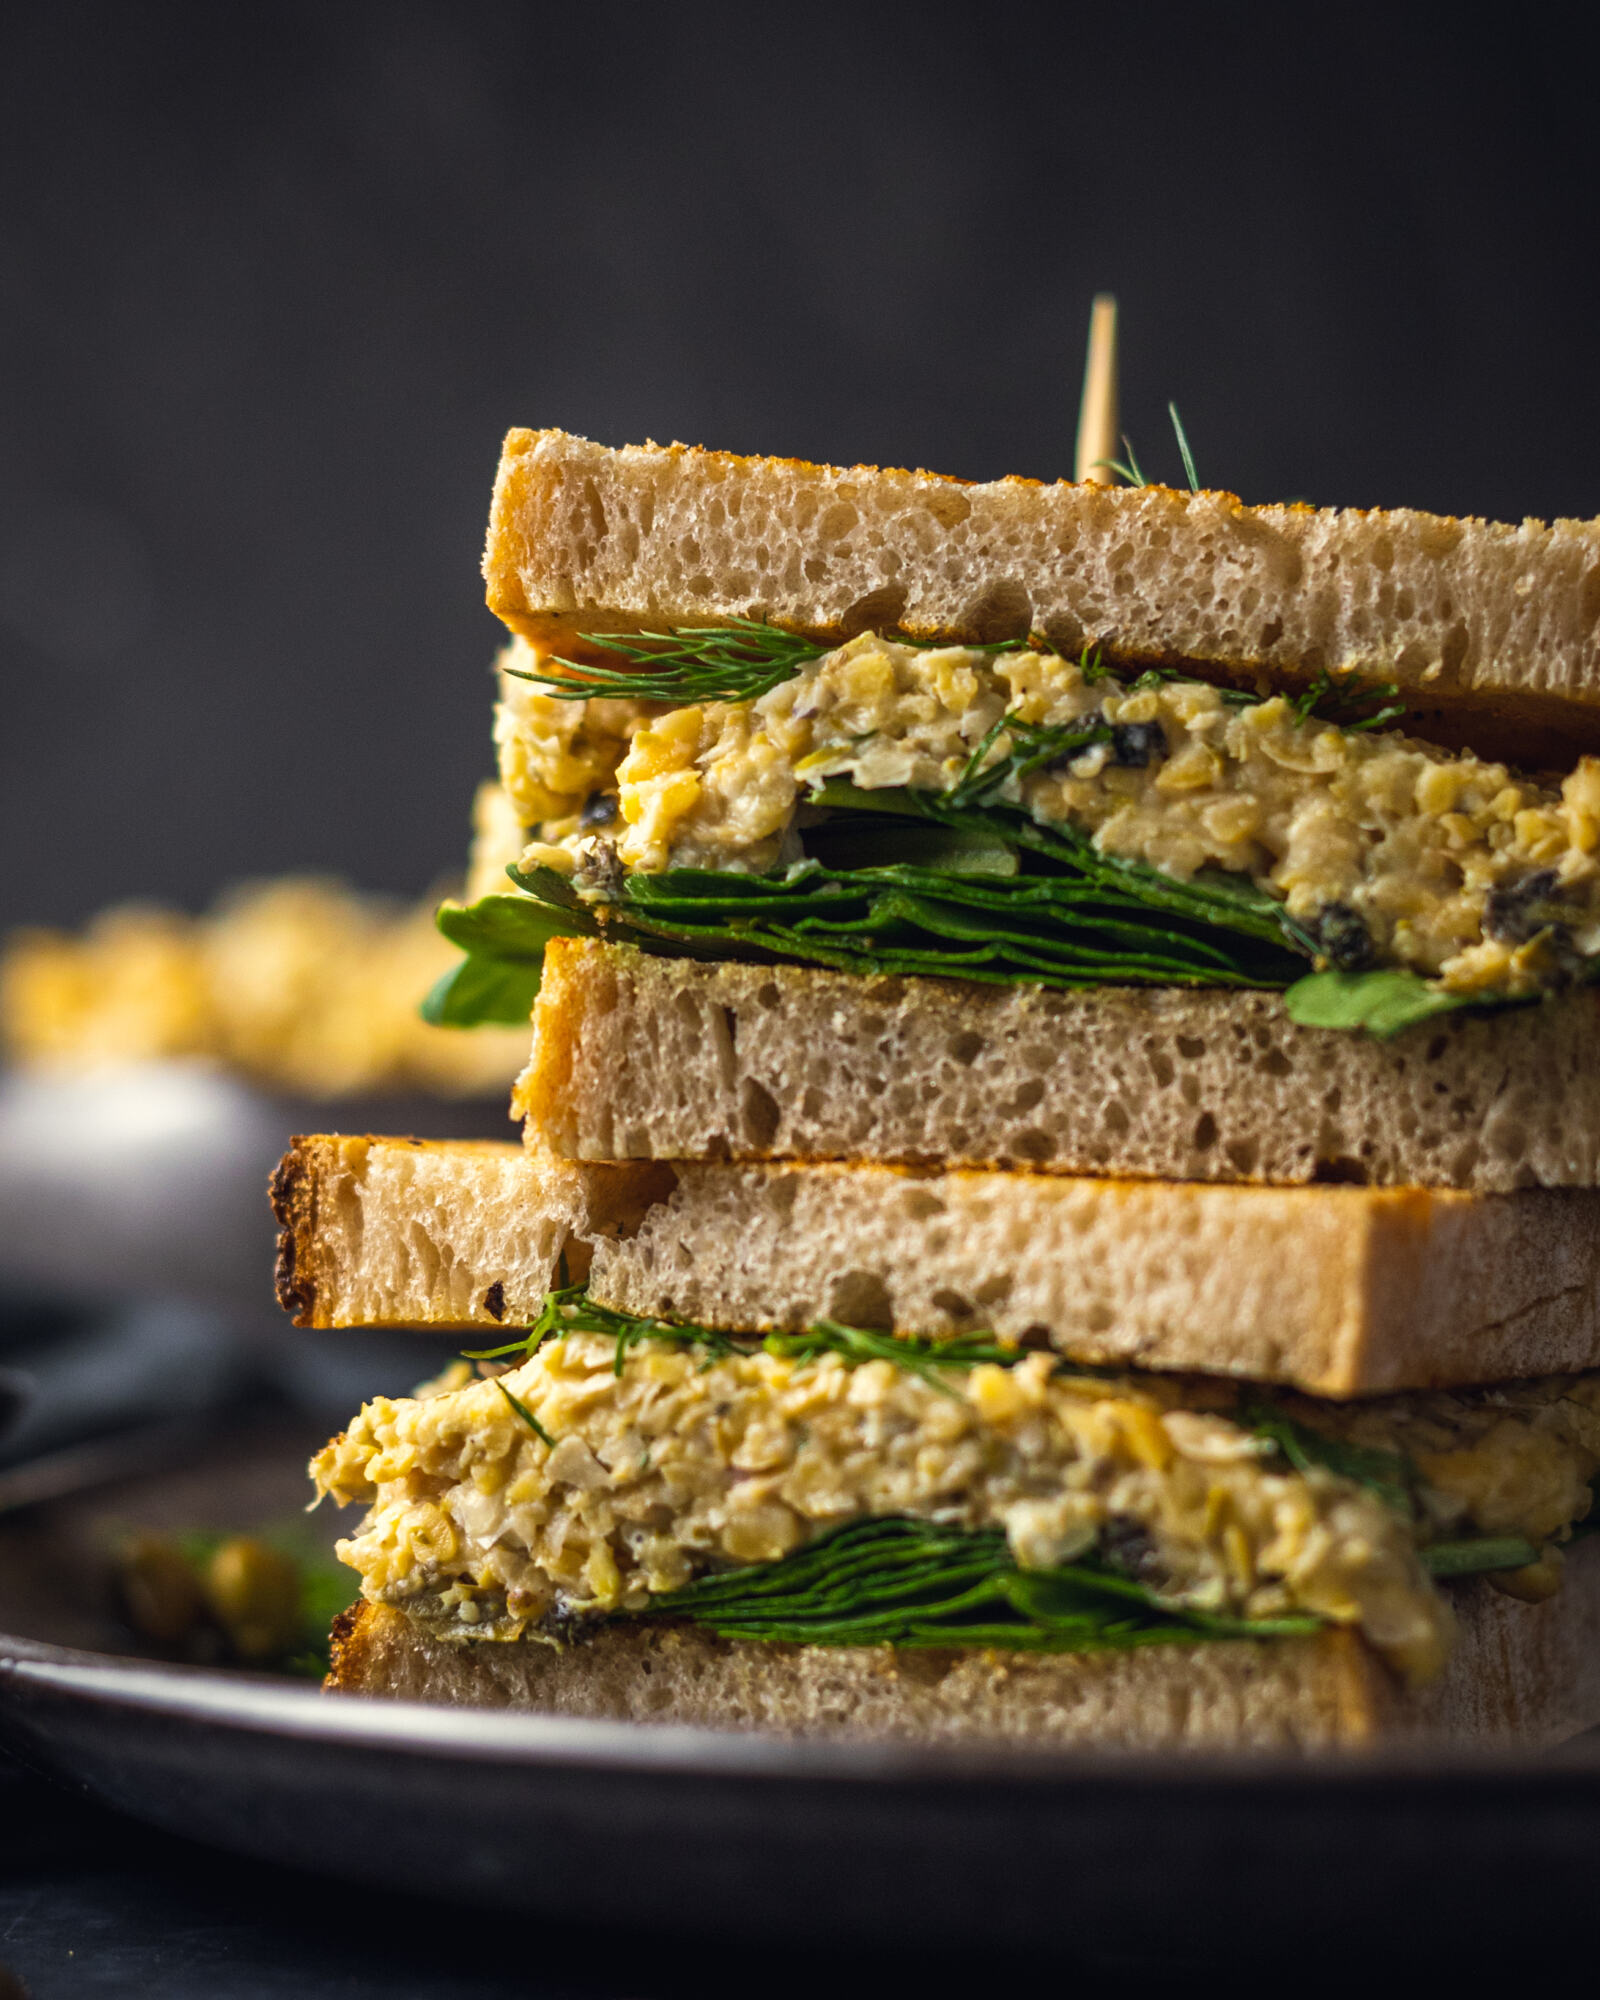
[1282,968,1504,1039]
[639,1516,1321,1652]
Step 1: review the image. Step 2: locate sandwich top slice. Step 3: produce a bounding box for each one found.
[428,431,1600,1057]
[484,429,1600,757]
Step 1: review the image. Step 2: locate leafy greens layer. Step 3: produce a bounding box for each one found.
[425,784,1330,1025]
[639,1516,1321,1651]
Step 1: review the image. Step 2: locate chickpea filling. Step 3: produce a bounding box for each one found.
[312,1330,1600,1687]
[494,635,1600,999]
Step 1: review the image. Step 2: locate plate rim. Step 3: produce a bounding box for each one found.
[8,1623,1600,1794]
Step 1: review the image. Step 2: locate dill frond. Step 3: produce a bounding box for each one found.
[1092,432,1148,487]
[1168,401,1200,492]
[761,1321,1023,1399]
[506,616,832,705]
[495,1379,554,1448]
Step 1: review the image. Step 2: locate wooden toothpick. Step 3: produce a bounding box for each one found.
[1075,293,1119,485]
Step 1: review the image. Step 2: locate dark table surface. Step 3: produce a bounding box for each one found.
[0,1742,1578,1998]
[2,1749,872,1999]
[2,1748,1136,1999]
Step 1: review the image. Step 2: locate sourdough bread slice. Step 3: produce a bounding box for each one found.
[517,938,1600,1193]
[328,1534,1600,1750]
[594,1163,1600,1396]
[271,1137,1600,1395]
[269,1134,674,1329]
[484,428,1600,763]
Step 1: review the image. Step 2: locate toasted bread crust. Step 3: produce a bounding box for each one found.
[485,429,1600,765]
[269,1140,320,1323]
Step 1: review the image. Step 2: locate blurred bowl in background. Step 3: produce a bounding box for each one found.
[0,1062,498,1465]
[0,1064,288,1308]
[0,1060,511,1311]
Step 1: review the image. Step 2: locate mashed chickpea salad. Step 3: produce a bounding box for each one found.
[424,620,1600,1040]
[313,1283,1600,1685]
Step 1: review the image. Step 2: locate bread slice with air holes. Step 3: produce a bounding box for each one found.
[514,936,1600,1192]
[326,1538,1600,1751]
[484,427,1600,766]
[270,1135,1600,1396]
[268,1135,675,1330]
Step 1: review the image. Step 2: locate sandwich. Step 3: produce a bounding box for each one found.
[424,429,1600,1186]
[288,414,1600,1751]
[278,1135,1600,1749]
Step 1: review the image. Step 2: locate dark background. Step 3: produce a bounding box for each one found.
[4,3,1598,936]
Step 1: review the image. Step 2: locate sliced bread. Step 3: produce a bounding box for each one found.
[271,1136,1600,1395]
[269,1134,673,1329]
[328,1534,1600,1750]
[484,428,1600,763]
[516,938,1600,1193]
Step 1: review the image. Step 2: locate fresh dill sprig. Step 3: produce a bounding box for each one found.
[463,1286,1030,1397]
[942,643,1119,810]
[945,710,1112,810]
[464,1280,740,1376]
[1290,668,1404,733]
[512,617,1062,708]
[1168,402,1200,493]
[461,1282,580,1362]
[762,1321,1024,1400]
[1093,433,1148,487]
[503,609,1402,749]
[1095,404,1200,493]
[496,1379,554,1448]
[507,616,833,705]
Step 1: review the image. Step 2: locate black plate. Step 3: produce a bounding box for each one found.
[5,1426,1600,1955]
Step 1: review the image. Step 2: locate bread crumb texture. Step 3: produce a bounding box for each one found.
[522,939,1600,1192]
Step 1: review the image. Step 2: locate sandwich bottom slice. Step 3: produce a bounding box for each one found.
[327,1566,1600,1752]
[516,936,1600,1196]
[311,1282,1600,1752]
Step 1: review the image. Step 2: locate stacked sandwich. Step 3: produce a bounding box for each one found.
[278,428,1600,1751]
